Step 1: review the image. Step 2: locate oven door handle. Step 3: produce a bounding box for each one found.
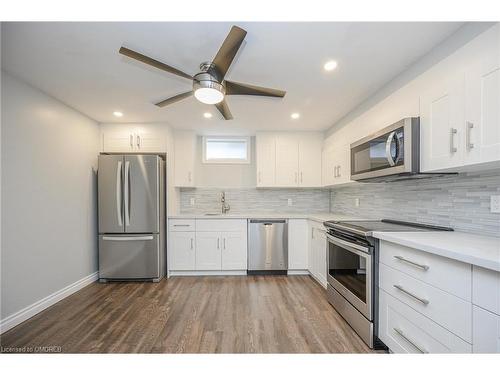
[326,233,371,256]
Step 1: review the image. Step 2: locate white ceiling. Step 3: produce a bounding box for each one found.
[1,22,464,134]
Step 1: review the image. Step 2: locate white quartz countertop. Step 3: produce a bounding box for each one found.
[168,212,363,223]
[373,231,500,272]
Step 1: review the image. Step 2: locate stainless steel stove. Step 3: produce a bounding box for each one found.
[322,219,452,349]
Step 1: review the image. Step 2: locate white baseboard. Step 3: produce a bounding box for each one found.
[0,271,99,334]
[169,270,247,276]
[287,270,309,275]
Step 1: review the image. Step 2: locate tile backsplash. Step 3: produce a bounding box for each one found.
[178,170,500,237]
[179,188,330,214]
[330,169,500,237]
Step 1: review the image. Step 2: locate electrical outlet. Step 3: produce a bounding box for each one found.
[491,195,500,213]
[354,198,360,207]
[287,198,293,207]
[190,197,195,206]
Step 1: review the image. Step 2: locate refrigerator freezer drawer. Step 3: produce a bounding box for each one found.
[99,234,160,279]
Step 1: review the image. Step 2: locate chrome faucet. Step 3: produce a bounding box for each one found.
[221,191,230,214]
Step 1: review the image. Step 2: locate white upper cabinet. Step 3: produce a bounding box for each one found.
[101,124,167,153]
[275,134,300,186]
[256,132,276,187]
[174,130,196,187]
[256,132,323,188]
[420,73,465,172]
[298,134,323,187]
[322,142,353,186]
[421,24,500,172]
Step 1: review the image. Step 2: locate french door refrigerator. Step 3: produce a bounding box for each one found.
[98,154,165,281]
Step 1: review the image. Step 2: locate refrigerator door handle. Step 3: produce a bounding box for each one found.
[102,235,154,241]
[116,160,123,227]
[124,160,130,226]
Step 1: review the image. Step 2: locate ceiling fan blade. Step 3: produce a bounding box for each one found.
[155,91,193,107]
[119,47,193,80]
[225,80,286,97]
[214,100,233,120]
[212,26,247,79]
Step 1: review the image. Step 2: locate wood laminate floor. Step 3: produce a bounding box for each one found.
[0,276,373,353]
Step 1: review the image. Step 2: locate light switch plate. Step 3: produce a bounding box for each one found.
[491,195,500,213]
[287,198,293,207]
[190,197,195,206]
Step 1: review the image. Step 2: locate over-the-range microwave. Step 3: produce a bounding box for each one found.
[350,117,452,182]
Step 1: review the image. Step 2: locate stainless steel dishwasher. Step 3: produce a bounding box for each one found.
[247,219,288,275]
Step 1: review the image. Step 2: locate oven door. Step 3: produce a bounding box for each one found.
[327,234,372,320]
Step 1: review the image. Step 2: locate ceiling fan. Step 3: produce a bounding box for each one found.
[119,25,286,120]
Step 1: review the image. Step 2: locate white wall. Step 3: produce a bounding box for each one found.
[1,72,100,322]
[194,136,256,188]
[324,22,497,147]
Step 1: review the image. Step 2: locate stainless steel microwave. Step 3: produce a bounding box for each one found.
[350,117,421,182]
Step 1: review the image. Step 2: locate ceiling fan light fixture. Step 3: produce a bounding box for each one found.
[193,77,225,105]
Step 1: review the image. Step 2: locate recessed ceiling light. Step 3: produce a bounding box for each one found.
[291,113,300,120]
[203,112,213,119]
[323,60,338,71]
[113,111,123,117]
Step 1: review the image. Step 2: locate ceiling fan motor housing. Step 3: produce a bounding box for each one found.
[193,71,226,96]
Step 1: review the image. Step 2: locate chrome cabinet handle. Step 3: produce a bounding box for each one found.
[190,238,194,250]
[394,255,429,271]
[466,121,474,150]
[450,128,458,153]
[217,238,220,249]
[393,285,429,305]
[337,165,341,177]
[188,171,192,183]
[103,236,153,241]
[137,134,141,148]
[300,172,303,183]
[294,172,298,183]
[393,328,428,353]
[129,134,133,148]
[173,224,190,227]
[333,166,338,178]
[116,160,123,227]
[223,238,226,250]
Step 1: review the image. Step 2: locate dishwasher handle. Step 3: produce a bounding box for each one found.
[249,219,287,224]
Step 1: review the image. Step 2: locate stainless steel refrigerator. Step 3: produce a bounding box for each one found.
[98,154,165,282]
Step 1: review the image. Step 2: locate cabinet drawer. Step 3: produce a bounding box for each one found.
[473,305,500,353]
[379,241,471,301]
[196,219,247,232]
[379,263,472,342]
[473,265,500,315]
[169,219,195,232]
[379,289,471,353]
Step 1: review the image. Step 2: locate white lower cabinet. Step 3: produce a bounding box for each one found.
[379,289,472,353]
[288,219,309,270]
[195,231,222,270]
[308,221,327,287]
[169,219,247,273]
[473,305,500,353]
[220,231,247,270]
[169,231,195,271]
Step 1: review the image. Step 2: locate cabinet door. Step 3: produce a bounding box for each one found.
[315,229,327,285]
[136,128,167,153]
[221,231,247,270]
[195,232,221,270]
[256,133,276,187]
[322,146,335,186]
[473,305,500,353]
[102,128,134,152]
[298,135,322,187]
[275,134,299,186]
[288,219,309,270]
[174,131,196,187]
[170,232,195,270]
[335,144,352,185]
[420,73,465,172]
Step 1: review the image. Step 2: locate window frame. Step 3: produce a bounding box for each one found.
[202,136,251,164]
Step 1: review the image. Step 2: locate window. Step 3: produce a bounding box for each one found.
[202,136,250,164]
